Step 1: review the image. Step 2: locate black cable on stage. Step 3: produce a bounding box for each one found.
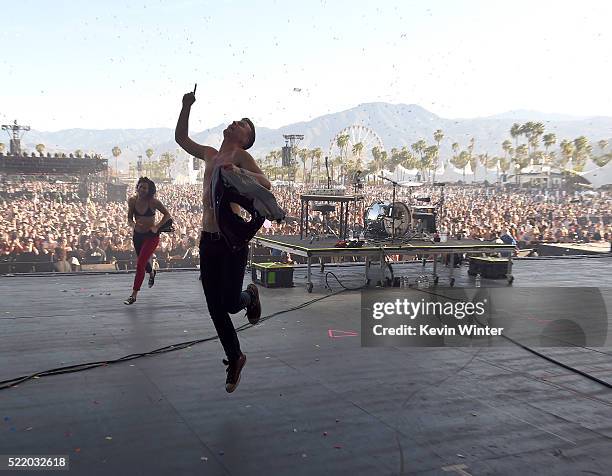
[324,271,367,291]
[496,332,612,389]
[410,287,612,390]
[335,250,612,391]
[323,247,396,292]
[0,288,348,391]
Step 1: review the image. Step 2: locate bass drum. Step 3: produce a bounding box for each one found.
[364,202,390,237]
[383,202,412,236]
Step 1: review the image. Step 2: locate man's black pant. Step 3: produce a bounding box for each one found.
[199,232,251,362]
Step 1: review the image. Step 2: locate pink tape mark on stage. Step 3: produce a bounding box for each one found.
[328,329,358,338]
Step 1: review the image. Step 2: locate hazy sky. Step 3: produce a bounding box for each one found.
[2,0,611,131]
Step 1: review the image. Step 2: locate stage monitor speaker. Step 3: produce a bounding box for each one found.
[282,146,292,167]
[106,183,128,202]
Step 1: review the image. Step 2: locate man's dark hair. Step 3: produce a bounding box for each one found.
[136,177,156,197]
[242,117,255,150]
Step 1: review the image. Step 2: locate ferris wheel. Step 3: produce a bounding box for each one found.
[328,125,385,164]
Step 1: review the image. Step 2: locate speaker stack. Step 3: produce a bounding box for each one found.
[106,183,128,202]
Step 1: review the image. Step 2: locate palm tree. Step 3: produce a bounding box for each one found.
[371,146,384,183]
[433,129,444,147]
[411,139,427,180]
[597,139,608,153]
[532,151,545,165]
[501,139,512,155]
[543,133,557,155]
[145,147,154,174]
[332,156,343,183]
[478,153,489,182]
[352,142,364,172]
[486,155,500,183]
[514,144,529,183]
[572,136,591,172]
[35,144,46,156]
[388,148,399,172]
[411,139,426,157]
[336,134,350,184]
[456,150,470,182]
[520,122,534,156]
[501,140,513,174]
[379,150,389,181]
[266,149,281,168]
[74,149,83,158]
[424,145,439,182]
[530,122,545,159]
[499,157,511,181]
[400,148,418,181]
[297,148,309,183]
[159,152,175,179]
[364,160,378,183]
[542,133,556,172]
[111,146,122,175]
[510,123,522,149]
[469,154,478,183]
[592,154,611,168]
[464,138,476,182]
[433,129,444,169]
[559,140,574,169]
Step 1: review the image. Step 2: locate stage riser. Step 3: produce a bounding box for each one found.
[468,257,511,279]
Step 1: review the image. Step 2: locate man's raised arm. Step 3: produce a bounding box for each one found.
[175,91,217,161]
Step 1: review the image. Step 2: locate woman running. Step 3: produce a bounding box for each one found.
[124,177,172,305]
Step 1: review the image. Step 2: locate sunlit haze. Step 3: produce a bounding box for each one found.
[2,0,612,131]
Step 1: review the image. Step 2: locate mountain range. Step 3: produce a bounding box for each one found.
[15,102,612,169]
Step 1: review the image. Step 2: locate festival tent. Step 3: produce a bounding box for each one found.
[578,162,612,188]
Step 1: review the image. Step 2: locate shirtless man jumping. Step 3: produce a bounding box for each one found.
[175,88,270,393]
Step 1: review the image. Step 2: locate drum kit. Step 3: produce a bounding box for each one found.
[363,178,445,241]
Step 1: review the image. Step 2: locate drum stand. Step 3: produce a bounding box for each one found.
[410,182,445,242]
[322,211,338,238]
[407,183,445,242]
[406,221,435,242]
[311,205,338,240]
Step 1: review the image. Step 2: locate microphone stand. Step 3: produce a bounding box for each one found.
[434,182,445,233]
[351,171,364,235]
[380,174,402,242]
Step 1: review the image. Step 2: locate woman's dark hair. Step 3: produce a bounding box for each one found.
[241,117,255,150]
[136,177,156,197]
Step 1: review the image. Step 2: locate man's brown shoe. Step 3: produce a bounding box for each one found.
[245,284,261,325]
[224,354,246,393]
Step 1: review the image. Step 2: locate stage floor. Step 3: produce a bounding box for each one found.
[1,257,612,475]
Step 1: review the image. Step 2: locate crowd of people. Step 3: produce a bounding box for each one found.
[260,184,611,247]
[0,178,610,273]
